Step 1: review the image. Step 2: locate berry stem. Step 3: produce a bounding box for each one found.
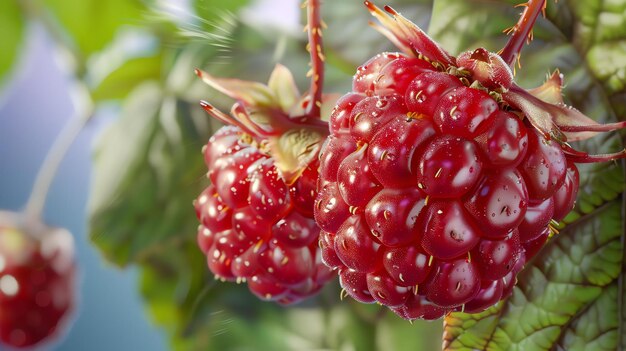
[304,0,325,118]
[499,0,546,68]
[20,0,95,220]
[24,99,94,220]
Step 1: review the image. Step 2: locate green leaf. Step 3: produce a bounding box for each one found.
[91,55,164,101]
[193,0,250,23]
[429,1,626,350]
[556,284,621,351]
[43,0,147,57]
[88,83,215,266]
[0,0,25,88]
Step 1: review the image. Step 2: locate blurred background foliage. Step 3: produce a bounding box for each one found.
[1,0,624,350]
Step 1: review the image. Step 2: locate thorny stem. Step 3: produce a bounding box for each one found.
[304,0,325,118]
[499,0,546,68]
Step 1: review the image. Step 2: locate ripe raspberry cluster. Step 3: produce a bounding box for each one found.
[192,0,335,304]
[195,126,333,304]
[315,51,578,319]
[0,211,75,348]
[312,1,624,320]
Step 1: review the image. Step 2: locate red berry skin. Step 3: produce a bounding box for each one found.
[291,163,319,218]
[257,244,314,286]
[353,53,403,95]
[273,211,319,248]
[0,212,76,349]
[249,160,293,223]
[319,231,343,268]
[392,295,447,320]
[552,162,579,222]
[207,230,248,280]
[210,148,266,208]
[248,274,289,302]
[424,259,481,308]
[367,270,411,307]
[232,207,272,243]
[314,183,351,233]
[334,215,382,273]
[194,186,232,233]
[350,94,407,143]
[518,198,554,243]
[339,269,375,303]
[365,188,427,247]
[337,147,382,207]
[414,135,483,198]
[319,136,357,186]
[502,252,526,299]
[374,57,434,95]
[314,257,337,284]
[475,111,528,168]
[197,225,215,255]
[203,126,241,172]
[522,227,550,259]
[421,201,482,260]
[465,170,529,238]
[383,246,432,286]
[520,130,567,201]
[462,279,504,314]
[405,71,462,117]
[368,117,436,188]
[232,245,261,278]
[330,93,365,135]
[473,230,522,281]
[434,86,498,138]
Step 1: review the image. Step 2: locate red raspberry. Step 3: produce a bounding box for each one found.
[193,0,336,304]
[0,211,75,348]
[194,101,333,304]
[315,1,626,320]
